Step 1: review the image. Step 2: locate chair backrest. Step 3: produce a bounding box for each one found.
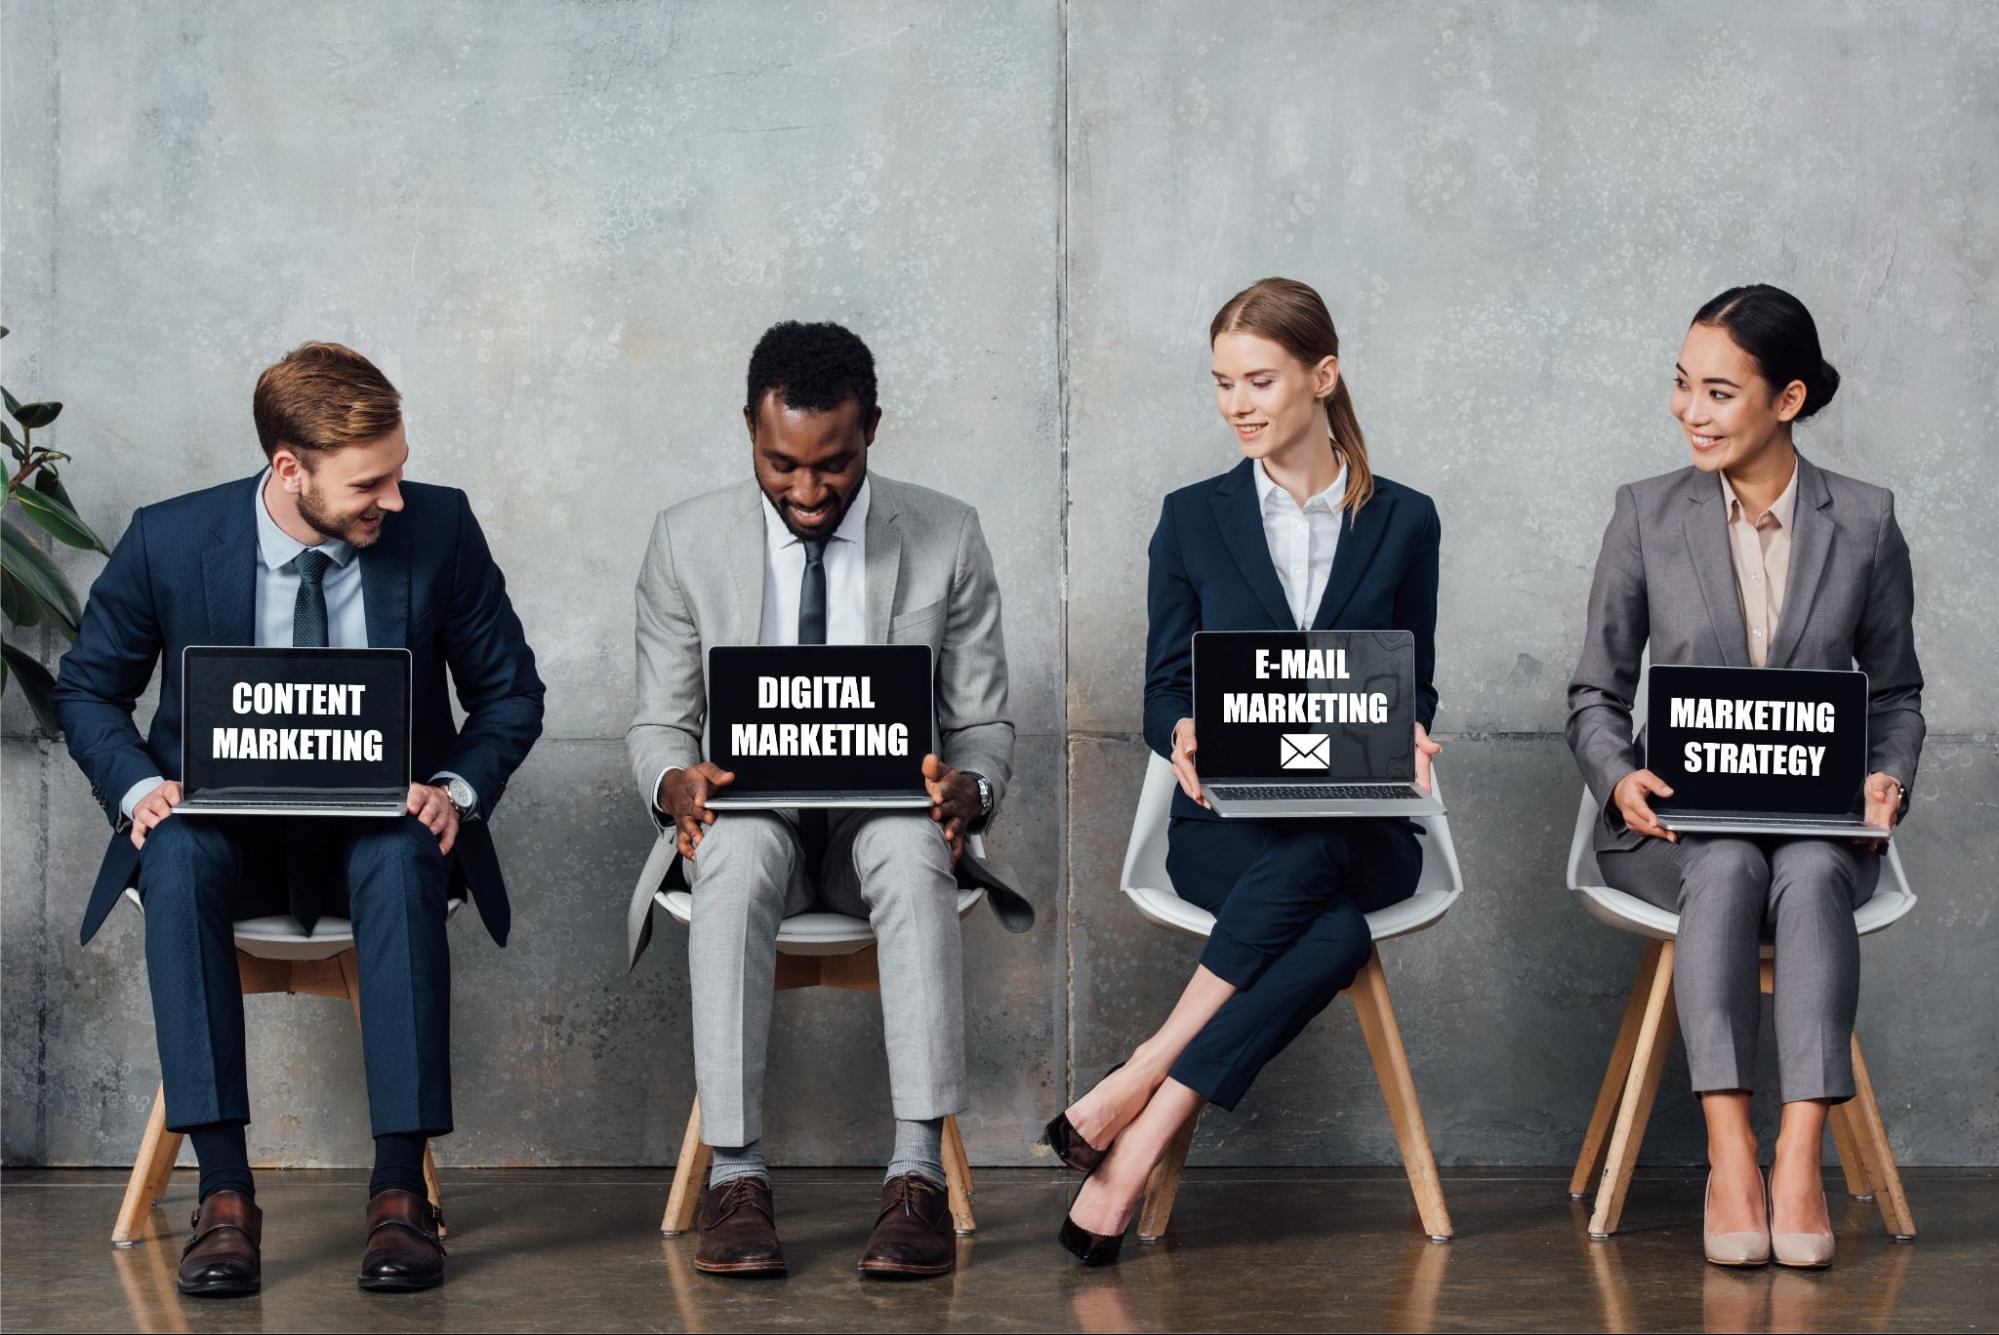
[1566,789,1606,891]
[1119,751,1463,909]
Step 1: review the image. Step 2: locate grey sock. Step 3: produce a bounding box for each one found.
[708,1139,768,1188]
[885,1118,946,1187]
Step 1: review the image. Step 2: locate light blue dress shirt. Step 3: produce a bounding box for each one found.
[119,470,473,817]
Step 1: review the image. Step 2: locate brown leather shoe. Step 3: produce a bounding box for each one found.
[359,1188,446,1291]
[858,1173,956,1278]
[694,1176,786,1276]
[178,1190,262,1297]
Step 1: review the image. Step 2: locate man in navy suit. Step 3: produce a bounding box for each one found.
[54,342,543,1295]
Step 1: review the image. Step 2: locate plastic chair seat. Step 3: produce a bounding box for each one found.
[121,885,464,961]
[656,887,985,957]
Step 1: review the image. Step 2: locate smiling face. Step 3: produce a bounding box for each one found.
[745,390,878,541]
[1671,321,1807,475]
[1210,330,1338,463]
[276,423,408,547]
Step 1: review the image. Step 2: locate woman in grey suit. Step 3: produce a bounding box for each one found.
[1567,285,1923,1270]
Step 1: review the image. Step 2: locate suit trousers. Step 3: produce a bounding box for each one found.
[137,814,454,1136]
[1164,816,1422,1111]
[1599,833,1881,1102]
[686,809,964,1146]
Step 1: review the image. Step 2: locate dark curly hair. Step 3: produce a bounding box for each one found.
[745,320,878,421]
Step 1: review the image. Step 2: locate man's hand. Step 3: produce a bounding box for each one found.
[1612,769,1678,843]
[1856,771,1903,850]
[921,754,979,865]
[1414,723,1443,794]
[1170,718,1208,808]
[130,781,184,850]
[662,763,735,860]
[406,782,461,855]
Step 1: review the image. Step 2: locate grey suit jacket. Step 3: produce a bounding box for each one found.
[624,472,1024,966]
[1566,454,1925,854]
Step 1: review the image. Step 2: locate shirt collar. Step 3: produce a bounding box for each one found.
[761,477,871,553]
[1718,459,1799,531]
[254,467,355,572]
[1254,458,1347,514]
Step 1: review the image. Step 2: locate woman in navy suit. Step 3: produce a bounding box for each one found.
[1047,277,1443,1263]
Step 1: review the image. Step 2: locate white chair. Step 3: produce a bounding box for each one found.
[1563,789,1918,1240]
[651,833,991,1238]
[111,887,459,1246]
[1117,753,1463,1243]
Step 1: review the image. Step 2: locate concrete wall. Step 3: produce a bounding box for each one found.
[3,0,1993,1169]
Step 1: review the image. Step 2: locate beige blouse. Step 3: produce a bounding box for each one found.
[1718,463,1800,667]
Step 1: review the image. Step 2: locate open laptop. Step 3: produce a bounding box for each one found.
[1194,629,1444,818]
[173,646,411,817]
[1648,664,1888,838]
[702,644,936,810]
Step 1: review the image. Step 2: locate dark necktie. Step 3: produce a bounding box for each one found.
[293,549,333,647]
[797,538,830,867]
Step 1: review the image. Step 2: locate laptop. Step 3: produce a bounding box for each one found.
[1194,629,1444,818]
[702,644,936,810]
[173,646,411,817]
[1648,664,1888,838]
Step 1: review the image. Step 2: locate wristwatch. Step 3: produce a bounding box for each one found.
[964,771,994,830]
[441,775,479,822]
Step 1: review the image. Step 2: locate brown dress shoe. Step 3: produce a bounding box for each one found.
[359,1188,446,1292]
[178,1190,262,1297]
[858,1173,956,1277]
[694,1176,786,1276]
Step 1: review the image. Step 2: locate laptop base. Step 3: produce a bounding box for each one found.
[1204,783,1444,819]
[704,793,933,811]
[1660,812,1889,839]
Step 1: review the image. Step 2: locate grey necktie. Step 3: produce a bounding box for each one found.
[293,549,333,647]
[797,538,829,864]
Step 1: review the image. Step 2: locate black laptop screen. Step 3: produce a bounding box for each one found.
[1646,665,1868,816]
[182,647,411,795]
[707,645,935,795]
[1193,630,1416,782]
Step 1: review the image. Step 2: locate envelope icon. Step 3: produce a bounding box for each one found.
[1280,733,1330,770]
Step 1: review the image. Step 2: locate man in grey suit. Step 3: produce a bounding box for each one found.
[625,321,1023,1279]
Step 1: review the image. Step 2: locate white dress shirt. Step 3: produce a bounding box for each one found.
[1255,458,1347,629]
[759,478,869,646]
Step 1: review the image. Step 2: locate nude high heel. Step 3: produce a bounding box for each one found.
[1771,1171,1836,1268]
[1704,1169,1771,1267]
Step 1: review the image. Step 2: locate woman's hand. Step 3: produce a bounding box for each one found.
[1414,723,1442,794]
[1170,717,1208,808]
[1612,769,1678,842]
[1855,771,1903,850]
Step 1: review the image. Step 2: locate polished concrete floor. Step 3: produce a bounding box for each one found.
[2,1166,1992,1332]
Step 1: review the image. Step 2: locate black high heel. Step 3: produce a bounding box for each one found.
[1058,1178,1132,1267]
[1043,1062,1127,1175]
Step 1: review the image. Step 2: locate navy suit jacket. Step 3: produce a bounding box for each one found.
[54,473,545,946]
[1144,459,1442,822]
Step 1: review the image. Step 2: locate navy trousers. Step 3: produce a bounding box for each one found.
[1165,816,1422,1110]
[137,814,453,1137]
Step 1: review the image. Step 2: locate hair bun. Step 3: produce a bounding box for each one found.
[1804,358,1841,419]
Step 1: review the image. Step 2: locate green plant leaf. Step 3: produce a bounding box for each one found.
[11,401,61,429]
[13,482,108,553]
[1,387,20,418]
[0,640,61,734]
[0,517,81,634]
[35,467,74,509]
[0,567,43,627]
[0,326,10,339]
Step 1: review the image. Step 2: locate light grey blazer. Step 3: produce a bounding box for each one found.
[624,472,1025,966]
[1566,453,1925,854]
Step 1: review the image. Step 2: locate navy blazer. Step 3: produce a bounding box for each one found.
[53,473,545,946]
[1144,459,1442,822]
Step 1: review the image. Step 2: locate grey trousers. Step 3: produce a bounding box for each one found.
[1599,834,1880,1102]
[686,808,965,1146]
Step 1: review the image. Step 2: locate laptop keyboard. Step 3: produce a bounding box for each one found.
[1208,784,1426,802]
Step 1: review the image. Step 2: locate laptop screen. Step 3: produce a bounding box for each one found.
[1647,665,1868,816]
[1193,630,1416,782]
[181,647,411,796]
[707,645,935,795]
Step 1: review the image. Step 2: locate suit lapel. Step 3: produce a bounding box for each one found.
[864,479,902,644]
[1210,462,1296,629]
[360,509,410,648]
[1681,471,1749,667]
[201,476,261,645]
[727,482,766,644]
[1767,455,1834,669]
[1312,489,1397,629]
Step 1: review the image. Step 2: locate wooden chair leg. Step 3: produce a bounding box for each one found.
[1587,940,1678,1240]
[1137,1109,1199,1244]
[940,1114,976,1235]
[1828,1101,1875,1201]
[1351,948,1453,1241]
[662,1095,713,1236]
[112,1082,184,1246]
[1846,1034,1916,1239]
[1571,940,1665,1200]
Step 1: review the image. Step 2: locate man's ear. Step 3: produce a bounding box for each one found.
[742,403,758,444]
[271,448,305,492]
[862,406,882,446]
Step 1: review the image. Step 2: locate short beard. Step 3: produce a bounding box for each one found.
[296,480,382,548]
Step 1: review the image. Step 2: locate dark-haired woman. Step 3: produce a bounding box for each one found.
[1568,285,1924,1268]
[1046,277,1443,1264]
